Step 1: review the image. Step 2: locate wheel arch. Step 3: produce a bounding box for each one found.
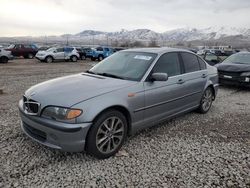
[91,105,132,135]
[71,54,78,59]
[45,55,54,60]
[206,84,216,100]
[0,56,9,62]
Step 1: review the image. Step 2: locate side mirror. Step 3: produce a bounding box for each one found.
[151,73,168,82]
[53,51,57,53]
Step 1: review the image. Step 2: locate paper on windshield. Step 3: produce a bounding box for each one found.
[134,55,152,61]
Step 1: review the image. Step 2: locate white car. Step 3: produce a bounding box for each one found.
[36,47,80,63]
[0,48,14,63]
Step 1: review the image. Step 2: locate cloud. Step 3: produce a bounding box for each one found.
[0,0,249,36]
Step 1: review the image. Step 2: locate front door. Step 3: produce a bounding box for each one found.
[143,52,189,124]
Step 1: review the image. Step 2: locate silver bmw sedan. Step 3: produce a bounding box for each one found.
[19,48,219,159]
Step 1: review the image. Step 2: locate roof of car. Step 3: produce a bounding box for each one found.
[124,47,192,54]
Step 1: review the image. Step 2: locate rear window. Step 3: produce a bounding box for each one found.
[181,52,200,73]
[197,57,206,70]
[64,47,74,52]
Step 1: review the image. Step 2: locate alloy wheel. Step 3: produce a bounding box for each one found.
[96,117,125,154]
[201,88,213,112]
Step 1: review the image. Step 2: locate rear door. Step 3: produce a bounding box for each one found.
[179,52,208,107]
[13,44,22,56]
[143,52,189,124]
[53,48,65,60]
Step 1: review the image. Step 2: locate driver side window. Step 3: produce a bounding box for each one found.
[153,52,181,77]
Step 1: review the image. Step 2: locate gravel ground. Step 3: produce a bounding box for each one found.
[0,59,250,187]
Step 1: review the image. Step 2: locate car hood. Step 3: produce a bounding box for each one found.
[25,73,136,107]
[216,63,250,72]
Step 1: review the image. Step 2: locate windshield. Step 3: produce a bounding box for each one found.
[223,53,250,64]
[89,51,157,81]
[7,44,15,49]
[46,47,56,52]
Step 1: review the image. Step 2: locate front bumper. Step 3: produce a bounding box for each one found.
[35,55,46,61]
[8,55,14,60]
[219,76,250,87]
[19,102,92,152]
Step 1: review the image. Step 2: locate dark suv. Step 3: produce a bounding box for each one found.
[6,44,38,59]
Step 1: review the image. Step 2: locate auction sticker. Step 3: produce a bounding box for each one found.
[134,55,152,61]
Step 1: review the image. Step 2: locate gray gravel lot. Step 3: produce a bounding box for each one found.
[0,59,250,187]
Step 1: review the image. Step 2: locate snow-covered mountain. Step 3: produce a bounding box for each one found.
[1,26,250,46]
[72,26,250,42]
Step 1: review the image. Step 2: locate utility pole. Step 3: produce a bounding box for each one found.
[66,35,69,46]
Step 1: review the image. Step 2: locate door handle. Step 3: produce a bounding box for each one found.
[177,79,185,84]
[201,74,207,78]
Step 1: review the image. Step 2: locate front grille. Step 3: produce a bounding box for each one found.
[23,96,40,115]
[23,122,47,142]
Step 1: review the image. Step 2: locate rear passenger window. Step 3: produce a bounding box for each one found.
[181,53,200,73]
[198,57,206,70]
[153,53,181,77]
[57,48,64,52]
[96,47,103,51]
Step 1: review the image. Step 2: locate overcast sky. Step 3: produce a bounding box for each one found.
[0,0,250,36]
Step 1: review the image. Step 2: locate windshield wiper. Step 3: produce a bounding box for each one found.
[86,70,96,74]
[97,72,124,80]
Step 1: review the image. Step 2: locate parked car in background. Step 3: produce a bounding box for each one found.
[76,47,92,60]
[38,46,52,51]
[91,46,114,61]
[113,47,125,53]
[197,49,212,56]
[35,47,80,63]
[0,48,13,63]
[6,44,38,59]
[216,52,250,87]
[201,52,222,66]
[19,48,218,159]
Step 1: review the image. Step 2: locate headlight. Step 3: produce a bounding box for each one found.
[41,106,82,123]
[241,72,250,77]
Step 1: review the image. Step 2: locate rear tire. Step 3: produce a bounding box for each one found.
[86,110,127,159]
[45,56,53,63]
[198,87,214,114]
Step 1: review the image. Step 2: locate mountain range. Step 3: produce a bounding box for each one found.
[72,26,250,42]
[1,26,250,47]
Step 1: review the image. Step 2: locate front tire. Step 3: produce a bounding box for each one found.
[28,53,34,59]
[45,56,53,63]
[0,56,8,63]
[81,55,86,60]
[198,87,214,114]
[98,55,104,61]
[71,55,77,62]
[86,110,127,159]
